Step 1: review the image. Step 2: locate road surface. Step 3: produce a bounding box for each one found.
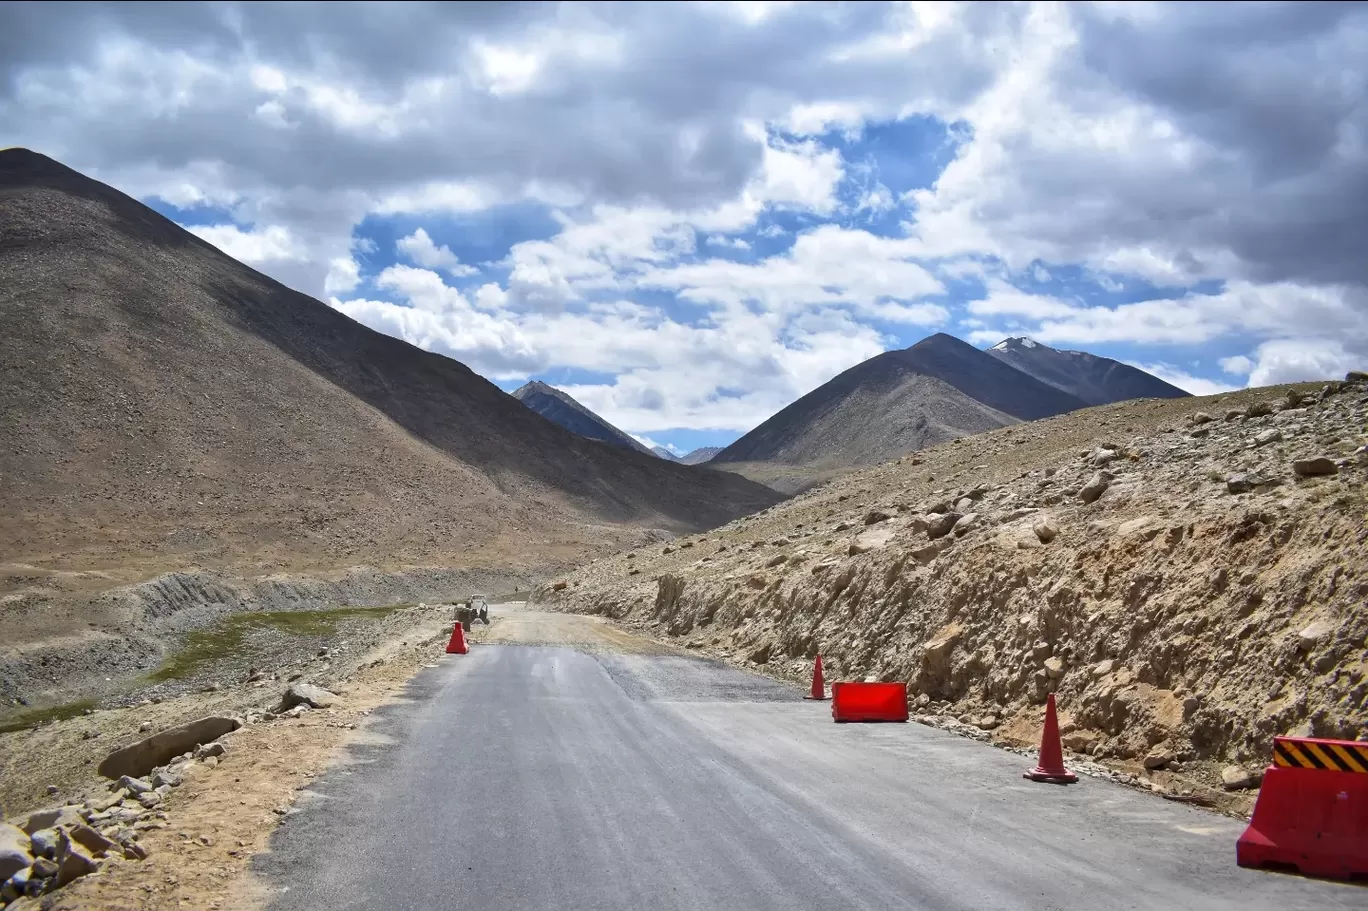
[257,608,1361,910]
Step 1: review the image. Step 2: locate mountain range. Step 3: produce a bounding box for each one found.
[0,149,781,581]
[515,332,1188,495]
[985,336,1188,405]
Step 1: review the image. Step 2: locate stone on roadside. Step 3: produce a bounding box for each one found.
[1043,657,1065,679]
[1032,515,1059,543]
[1221,765,1261,790]
[98,717,241,780]
[1143,749,1174,770]
[278,683,340,712]
[0,823,32,881]
[1292,456,1337,477]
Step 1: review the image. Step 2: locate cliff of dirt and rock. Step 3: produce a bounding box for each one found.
[536,374,1368,793]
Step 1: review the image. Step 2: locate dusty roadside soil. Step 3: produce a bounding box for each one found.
[2,605,664,911]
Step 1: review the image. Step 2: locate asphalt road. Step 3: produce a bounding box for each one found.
[258,633,1362,910]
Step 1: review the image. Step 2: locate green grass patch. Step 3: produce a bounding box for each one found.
[0,697,99,735]
[146,605,402,683]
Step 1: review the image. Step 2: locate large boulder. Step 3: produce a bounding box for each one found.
[97,716,241,780]
[0,823,32,881]
[21,807,83,835]
[278,683,339,711]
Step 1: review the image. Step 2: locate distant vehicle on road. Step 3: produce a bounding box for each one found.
[457,594,490,626]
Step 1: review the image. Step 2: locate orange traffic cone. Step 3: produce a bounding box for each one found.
[1024,693,1077,783]
[445,623,468,655]
[804,655,828,701]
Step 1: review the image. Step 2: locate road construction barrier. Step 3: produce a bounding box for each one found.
[831,682,908,723]
[1023,692,1077,784]
[445,622,469,655]
[1237,736,1368,880]
[804,655,828,701]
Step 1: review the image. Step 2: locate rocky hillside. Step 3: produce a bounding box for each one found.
[710,333,1089,492]
[512,380,655,456]
[987,337,1190,405]
[537,374,1368,794]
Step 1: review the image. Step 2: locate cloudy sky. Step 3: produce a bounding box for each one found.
[4,1,1366,454]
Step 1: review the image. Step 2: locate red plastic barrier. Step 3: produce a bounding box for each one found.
[831,682,908,723]
[1237,764,1368,880]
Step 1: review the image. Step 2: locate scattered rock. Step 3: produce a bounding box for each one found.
[1078,471,1113,503]
[21,807,83,835]
[194,742,226,760]
[67,826,116,857]
[278,683,340,711]
[1254,428,1283,446]
[26,829,57,860]
[863,509,892,525]
[150,769,182,789]
[1297,620,1335,650]
[115,776,153,796]
[1225,474,1253,494]
[1043,657,1066,679]
[765,553,788,567]
[1244,401,1274,418]
[925,512,962,539]
[1292,456,1337,477]
[1345,370,1368,383]
[0,823,32,881]
[98,717,241,780]
[551,581,568,591]
[53,829,99,888]
[1143,749,1174,770]
[952,513,979,537]
[1092,448,1118,466]
[1221,765,1261,790]
[1091,659,1115,677]
[1032,515,1059,543]
[1190,412,1215,425]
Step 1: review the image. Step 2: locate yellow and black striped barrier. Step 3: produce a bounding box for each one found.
[1272,735,1368,774]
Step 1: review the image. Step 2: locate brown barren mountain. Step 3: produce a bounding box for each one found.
[712,333,1090,493]
[0,147,780,587]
